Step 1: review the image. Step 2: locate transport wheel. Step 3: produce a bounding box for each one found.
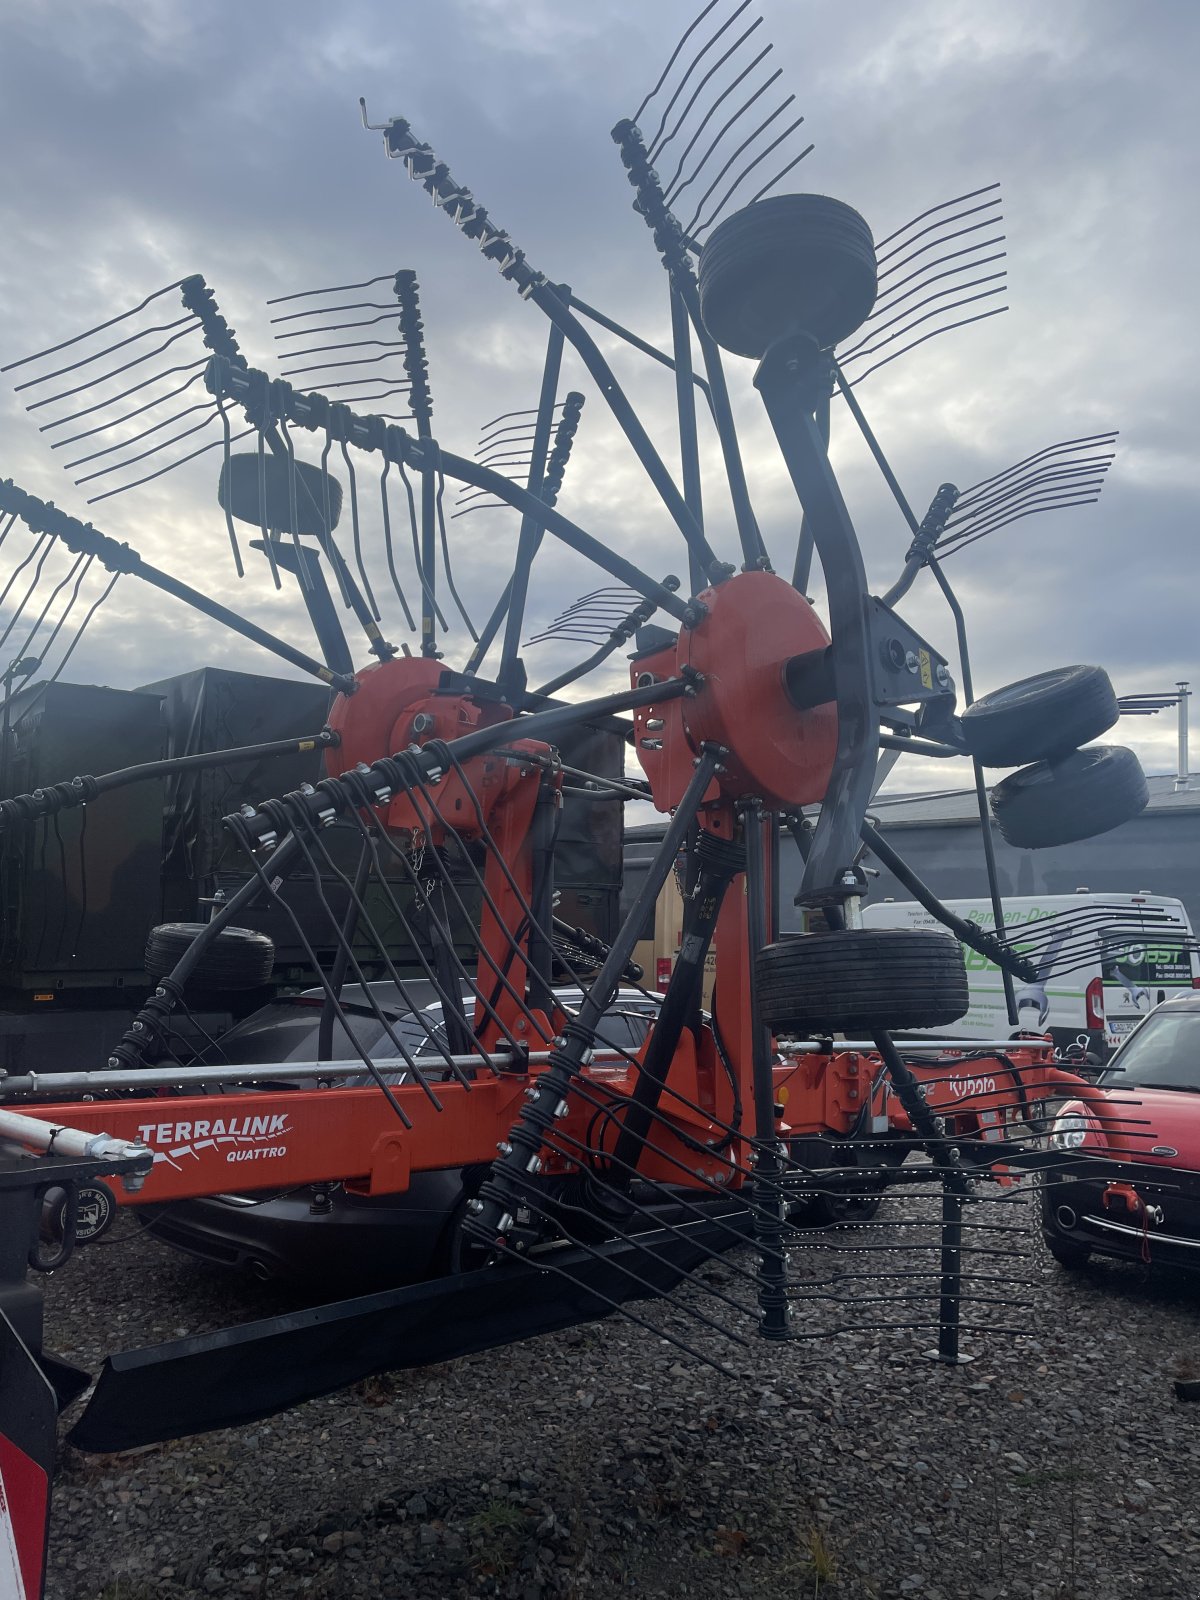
[989,745,1148,849]
[144,922,275,989]
[960,664,1118,767]
[1045,1234,1091,1270]
[698,194,878,359]
[218,451,344,535]
[756,928,968,1034]
[795,1140,894,1226]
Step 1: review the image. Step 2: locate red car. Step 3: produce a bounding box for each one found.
[1042,993,1200,1271]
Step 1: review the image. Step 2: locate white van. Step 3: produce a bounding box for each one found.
[862,892,1199,1056]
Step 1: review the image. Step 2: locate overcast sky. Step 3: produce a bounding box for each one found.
[0,0,1195,797]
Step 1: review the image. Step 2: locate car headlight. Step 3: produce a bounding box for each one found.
[1050,1111,1089,1151]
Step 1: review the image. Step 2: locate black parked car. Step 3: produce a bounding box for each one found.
[140,983,661,1290]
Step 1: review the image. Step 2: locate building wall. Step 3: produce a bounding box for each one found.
[625,806,1200,937]
[854,810,1200,932]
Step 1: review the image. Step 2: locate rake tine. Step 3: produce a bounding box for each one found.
[838,306,1009,388]
[652,14,765,165]
[661,51,777,203]
[645,1,754,160]
[630,0,724,124]
[0,279,187,374]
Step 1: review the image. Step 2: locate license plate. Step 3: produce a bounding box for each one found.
[1108,1018,1138,1036]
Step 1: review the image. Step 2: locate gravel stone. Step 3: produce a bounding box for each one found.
[37,1196,1200,1599]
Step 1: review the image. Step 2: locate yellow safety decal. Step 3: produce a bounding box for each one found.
[918,649,933,689]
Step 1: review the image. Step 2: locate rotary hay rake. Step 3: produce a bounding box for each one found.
[0,0,1159,1560]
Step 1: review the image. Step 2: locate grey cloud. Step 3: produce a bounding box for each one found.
[0,0,1195,785]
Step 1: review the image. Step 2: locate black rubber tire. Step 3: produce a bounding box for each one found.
[1045,1234,1091,1270]
[990,745,1148,850]
[218,451,343,536]
[756,928,968,1034]
[145,922,275,990]
[961,665,1118,767]
[436,1193,498,1275]
[794,1140,899,1225]
[698,194,877,359]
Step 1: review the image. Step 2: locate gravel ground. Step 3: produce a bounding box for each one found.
[41,1191,1200,1600]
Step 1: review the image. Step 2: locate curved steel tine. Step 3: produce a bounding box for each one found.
[839,307,1010,389]
[50,367,210,450]
[62,396,219,471]
[952,433,1118,504]
[0,278,187,374]
[690,110,809,236]
[72,406,221,485]
[664,61,780,205]
[839,274,1007,361]
[476,451,535,472]
[433,457,478,641]
[13,551,89,665]
[937,498,1103,557]
[875,236,1006,304]
[10,312,197,394]
[875,194,1004,271]
[0,530,50,613]
[23,323,202,412]
[868,251,1007,323]
[645,1,753,159]
[450,501,508,519]
[396,455,450,632]
[258,429,281,590]
[318,430,352,608]
[84,425,256,506]
[339,438,379,620]
[653,15,765,164]
[281,350,406,380]
[0,536,57,653]
[876,214,1004,284]
[216,392,245,578]
[630,0,723,124]
[944,460,1114,525]
[740,140,816,208]
[267,273,396,305]
[873,182,1002,252]
[942,485,1108,545]
[38,357,208,433]
[279,416,311,595]
[681,90,794,235]
[269,300,398,326]
[476,404,556,430]
[839,294,1008,372]
[379,459,416,629]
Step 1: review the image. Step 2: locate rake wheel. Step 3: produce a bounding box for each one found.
[144,922,275,990]
[756,927,969,1034]
[218,453,345,537]
[961,664,1119,767]
[990,744,1148,849]
[698,194,878,359]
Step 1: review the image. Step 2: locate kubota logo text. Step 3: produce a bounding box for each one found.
[948,1075,997,1101]
[135,1114,290,1169]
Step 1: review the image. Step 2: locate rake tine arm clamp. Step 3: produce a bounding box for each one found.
[362,105,732,590]
[204,359,691,628]
[611,118,767,572]
[0,479,356,693]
